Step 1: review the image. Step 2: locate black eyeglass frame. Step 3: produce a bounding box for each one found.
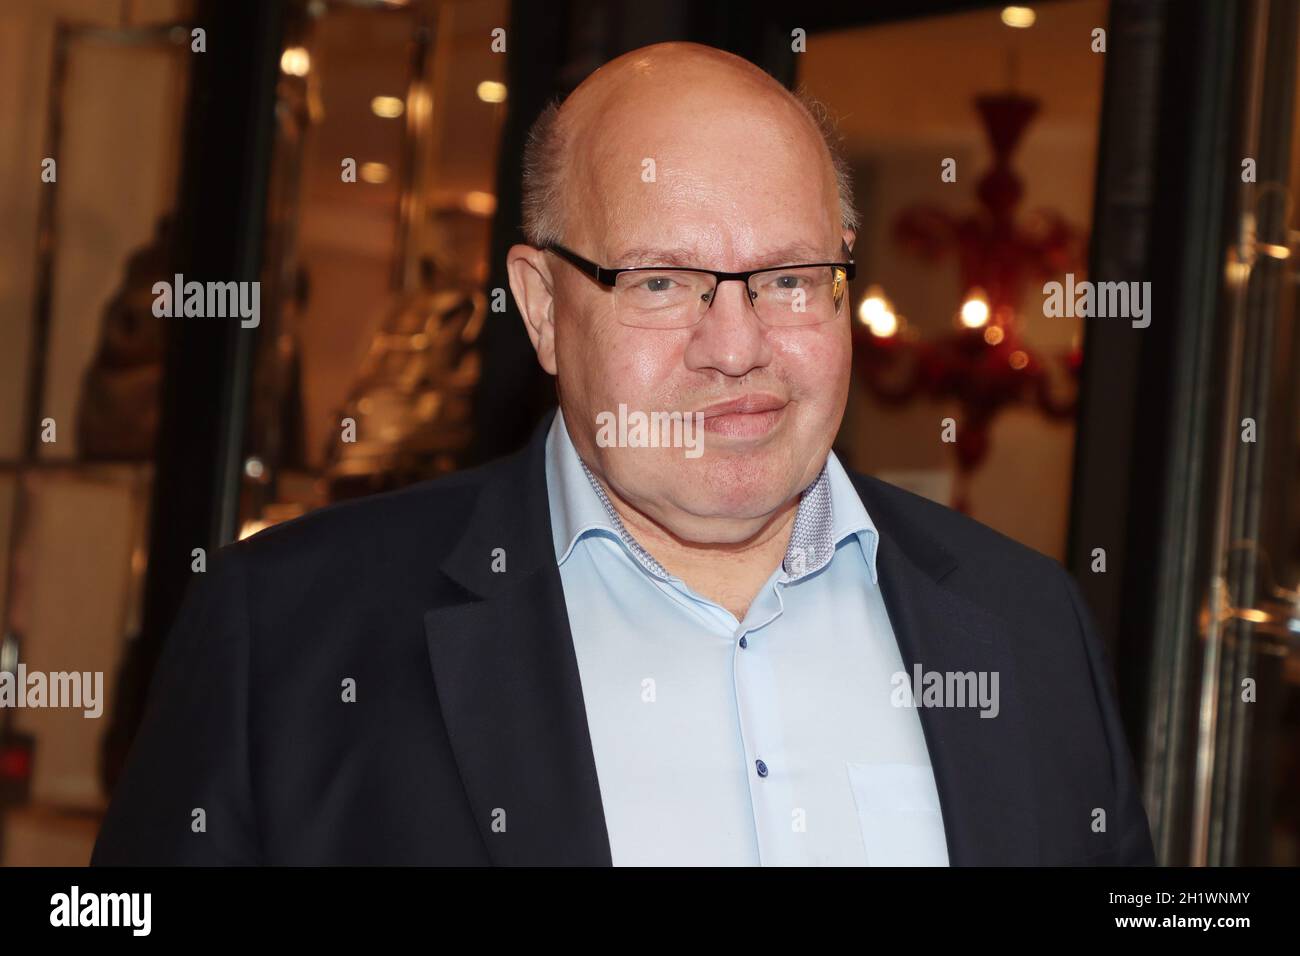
[543,241,856,308]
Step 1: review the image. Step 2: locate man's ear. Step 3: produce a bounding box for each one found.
[506,244,558,375]
[841,228,857,256]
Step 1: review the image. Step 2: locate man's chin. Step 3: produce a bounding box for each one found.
[600,452,810,539]
[653,480,798,540]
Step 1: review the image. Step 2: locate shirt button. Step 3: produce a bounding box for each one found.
[739,636,748,649]
[755,759,768,777]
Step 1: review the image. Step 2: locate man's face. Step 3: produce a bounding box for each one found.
[525,83,853,543]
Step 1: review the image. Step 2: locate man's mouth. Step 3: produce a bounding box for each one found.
[696,394,789,439]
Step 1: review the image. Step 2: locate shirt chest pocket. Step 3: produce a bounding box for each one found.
[845,762,950,866]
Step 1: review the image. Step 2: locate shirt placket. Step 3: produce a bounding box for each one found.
[578,458,836,867]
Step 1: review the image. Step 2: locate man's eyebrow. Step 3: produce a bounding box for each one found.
[612,242,835,269]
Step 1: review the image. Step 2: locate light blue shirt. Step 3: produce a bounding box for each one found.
[546,410,949,866]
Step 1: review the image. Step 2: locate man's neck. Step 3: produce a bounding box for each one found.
[599,482,800,621]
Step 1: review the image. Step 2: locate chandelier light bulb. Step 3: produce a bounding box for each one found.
[858,286,888,322]
[959,290,990,328]
[870,310,900,338]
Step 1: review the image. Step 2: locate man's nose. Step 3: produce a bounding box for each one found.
[682,279,773,378]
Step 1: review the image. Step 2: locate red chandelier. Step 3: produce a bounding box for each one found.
[851,91,1084,513]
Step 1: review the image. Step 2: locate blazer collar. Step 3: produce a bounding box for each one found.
[438,408,560,598]
[847,472,958,584]
[425,407,613,865]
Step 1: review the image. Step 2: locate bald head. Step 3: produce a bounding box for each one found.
[521,42,858,249]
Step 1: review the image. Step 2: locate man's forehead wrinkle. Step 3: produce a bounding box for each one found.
[589,145,838,267]
[583,105,819,182]
[611,240,834,269]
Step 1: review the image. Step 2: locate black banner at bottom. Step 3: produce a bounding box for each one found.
[0,864,1292,941]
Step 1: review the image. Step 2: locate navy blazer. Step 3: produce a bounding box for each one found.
[92,410,1155,866]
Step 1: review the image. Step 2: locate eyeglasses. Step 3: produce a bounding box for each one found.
[544,242,855,330]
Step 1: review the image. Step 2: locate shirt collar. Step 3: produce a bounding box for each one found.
[546,407,621,565]
[545,408,878,584]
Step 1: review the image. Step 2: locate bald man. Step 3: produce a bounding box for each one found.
[93,43,1154,866]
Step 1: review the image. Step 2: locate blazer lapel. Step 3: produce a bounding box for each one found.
[853,475,1040,865]
[424,412,612,865]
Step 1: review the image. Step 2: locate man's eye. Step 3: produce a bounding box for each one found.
[626,274,686,293]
